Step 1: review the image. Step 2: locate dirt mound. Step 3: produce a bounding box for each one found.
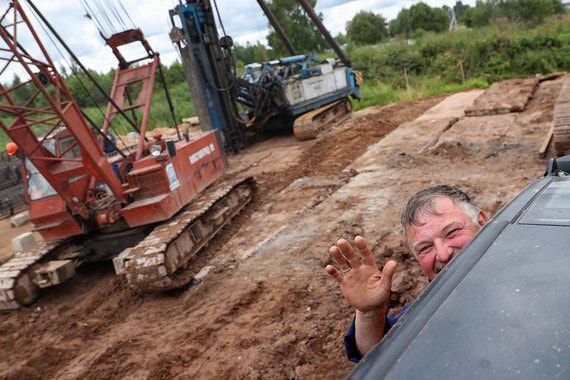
[465,78,539,116]
[428,140,470,159]
[295,96,446,178]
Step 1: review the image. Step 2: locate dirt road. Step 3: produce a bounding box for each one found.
[0,75,563,379]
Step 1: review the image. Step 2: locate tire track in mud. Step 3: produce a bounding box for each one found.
[140,281,268,378]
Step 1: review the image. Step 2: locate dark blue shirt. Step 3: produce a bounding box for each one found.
[344,304,410,363]
[104,133,117,154]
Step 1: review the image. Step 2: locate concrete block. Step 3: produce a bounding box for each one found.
[12,232,35,253]
[182,116,200,125]
[10,212,29,227]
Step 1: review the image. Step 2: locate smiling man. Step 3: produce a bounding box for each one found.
[326,185,489,362]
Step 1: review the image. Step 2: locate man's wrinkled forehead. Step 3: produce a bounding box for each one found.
[404,196,470,243]
[410,196,458,226]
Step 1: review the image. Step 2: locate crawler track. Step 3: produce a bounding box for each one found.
[113,177,255,291]
[293,98,352,140]
[0,240,63,310]
[0,178,254,309]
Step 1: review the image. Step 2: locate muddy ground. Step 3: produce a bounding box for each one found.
[0,75,564,379]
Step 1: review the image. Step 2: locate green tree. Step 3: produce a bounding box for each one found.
[463,1,494,27]
[389,8,410,37]
[390,2,449,37]
[462,2,491,27]
[347,11,388,45]
[233,42,270,64]
[9,74,35,106]
[498,0,565,25]
[453,1,471,22]
[408,3,449,33]
[163,61,186,86]
[266,0,327,56]
[463,0,564,27]
[334,32,348,46]
[65,63,113,108]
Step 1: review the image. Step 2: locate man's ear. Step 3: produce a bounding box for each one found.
[478,210,489,226]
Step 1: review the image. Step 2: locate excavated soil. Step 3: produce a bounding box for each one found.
[0,75,565,379]
[465,78,539,116]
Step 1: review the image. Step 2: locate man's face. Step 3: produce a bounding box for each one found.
[407,196,488,280]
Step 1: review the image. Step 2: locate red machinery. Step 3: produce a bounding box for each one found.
[0,1,252,309]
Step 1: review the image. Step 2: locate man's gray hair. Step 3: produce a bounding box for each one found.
[401,185,480,241]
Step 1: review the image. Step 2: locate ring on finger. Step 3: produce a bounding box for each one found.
[340,266,352,273]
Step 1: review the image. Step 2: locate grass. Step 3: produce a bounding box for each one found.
[351,77,490,111]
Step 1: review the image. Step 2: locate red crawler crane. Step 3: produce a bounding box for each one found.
[0,0,253,310]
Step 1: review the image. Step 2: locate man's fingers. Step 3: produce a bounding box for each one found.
[380,260,397,292]
[329,246,350,269]
[336,238,361,268]
[325,265,343,284]
[354,236,375,266]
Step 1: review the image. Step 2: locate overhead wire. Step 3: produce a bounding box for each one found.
[92,0,117,35]
[79,0,106,35]
[114,0,136,29]
[0,2,13,27]
[24,1,131,155]
[211,0,227,37]
[103,0,127,30]
[78,0,178,140]
[26,1,146,139]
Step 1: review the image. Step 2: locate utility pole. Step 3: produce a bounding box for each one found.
[448,7,458,31]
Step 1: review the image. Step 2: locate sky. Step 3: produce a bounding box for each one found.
[8,0,475,76]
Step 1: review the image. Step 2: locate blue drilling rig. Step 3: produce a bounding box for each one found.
[169,0,362,151]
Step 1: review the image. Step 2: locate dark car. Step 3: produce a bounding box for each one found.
[349,156,570,379]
